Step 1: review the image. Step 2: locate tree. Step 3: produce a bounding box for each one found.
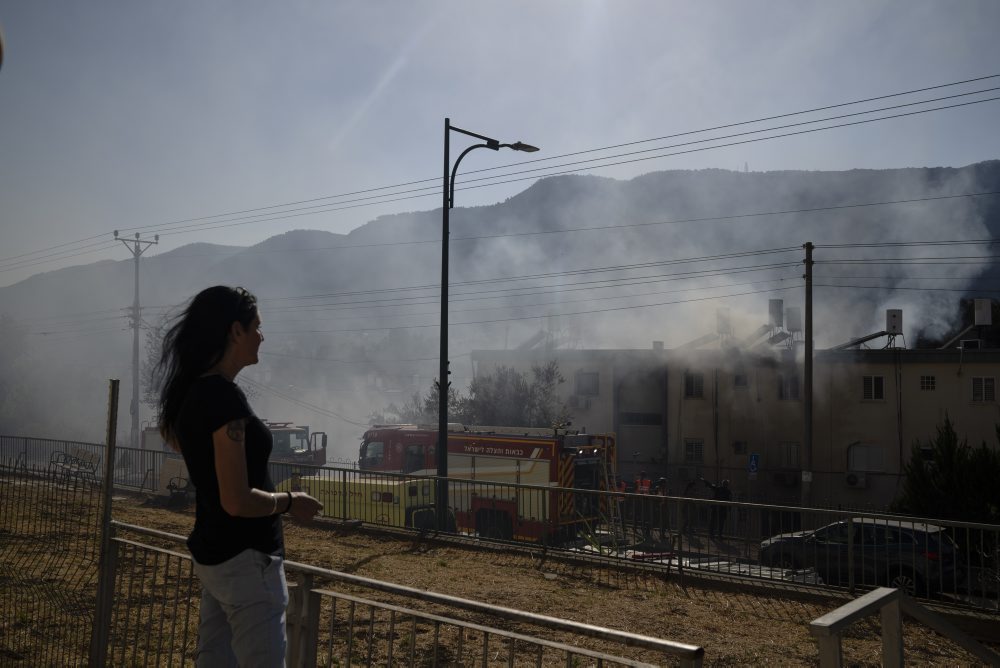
[372,361,571,429]
[892,416,1000,524]
[525,361,568,427]
[462,362,570,427]
[368,379,459,426]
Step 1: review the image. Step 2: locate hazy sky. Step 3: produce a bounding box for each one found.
[1,1,999,288]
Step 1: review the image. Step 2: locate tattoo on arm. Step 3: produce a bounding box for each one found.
[225,419,246,443]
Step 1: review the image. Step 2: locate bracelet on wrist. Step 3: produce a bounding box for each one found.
[269,493,278,515]
[282,490,293,514]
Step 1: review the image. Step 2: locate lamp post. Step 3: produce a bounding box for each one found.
[436,118,538,531]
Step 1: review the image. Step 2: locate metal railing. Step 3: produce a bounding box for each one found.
[809,587,1000,666]
[1,437,706,665]
[104,522,704,666]
[4,433,1000,615]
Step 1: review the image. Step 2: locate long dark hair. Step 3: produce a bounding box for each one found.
[157,286,258,444]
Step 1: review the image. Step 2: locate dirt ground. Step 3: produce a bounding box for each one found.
[113,496,998,666]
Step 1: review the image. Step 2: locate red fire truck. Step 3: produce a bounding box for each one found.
[357,424,617,544]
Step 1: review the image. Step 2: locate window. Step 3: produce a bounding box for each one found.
[920,375,936,391]
[848,443,885,472]
[862,375,885,400]
[684,372,704,398]
[619,412,663,426]
[575,371,599,396]
[973,377,996,402]
[361,441,385,469]
[778,373,800,400]
[777,441,800,468]
[814,522,851,545]
[684,439,704,465]
[734,370,748,388]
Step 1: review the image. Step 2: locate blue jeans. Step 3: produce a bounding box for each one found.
[192,548,288,668]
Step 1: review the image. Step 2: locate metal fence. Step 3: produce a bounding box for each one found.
[7,434,1000,609]
[99,522,703,667]
[266,456,1000,612]
[0,436,105,665]
[0,436,707,665]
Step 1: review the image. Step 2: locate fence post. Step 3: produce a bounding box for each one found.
[301,583,321,667]
[880,598,903,668]
[288,573,319,667]
[816,635,842,667]
[89,379,120,666]
[286,582,301,666]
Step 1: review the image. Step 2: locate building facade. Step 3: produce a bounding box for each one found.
[471,340,1000,510]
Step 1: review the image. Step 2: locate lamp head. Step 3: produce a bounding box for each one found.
[509,141,539,153]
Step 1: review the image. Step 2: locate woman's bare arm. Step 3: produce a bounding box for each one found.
[213,419,323,519]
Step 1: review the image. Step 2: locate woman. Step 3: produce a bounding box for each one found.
[157,286,322,667]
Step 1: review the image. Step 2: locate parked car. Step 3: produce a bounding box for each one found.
[759,517,962,597]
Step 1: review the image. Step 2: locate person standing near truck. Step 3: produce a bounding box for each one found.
[157,285,322,667]
[700,476,732,538]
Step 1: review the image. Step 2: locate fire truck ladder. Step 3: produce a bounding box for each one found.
[599,454,625,542]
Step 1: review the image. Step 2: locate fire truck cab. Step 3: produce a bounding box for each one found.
[359,424,616,544]
[263,421,327,466]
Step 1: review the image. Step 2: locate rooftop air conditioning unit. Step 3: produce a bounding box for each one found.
[844,471,868,488]
[960,339,983,350]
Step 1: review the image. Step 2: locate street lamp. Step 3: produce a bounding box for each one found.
[437,118,538,531]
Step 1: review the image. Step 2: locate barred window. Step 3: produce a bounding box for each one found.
[863,375,885,400]
[684,372,704,399]
[684,439,704,464]
[973,377,996,402]
[778,441,800,468]
[919,375,935,391]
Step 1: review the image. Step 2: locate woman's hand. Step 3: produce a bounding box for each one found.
[286,492,323,521]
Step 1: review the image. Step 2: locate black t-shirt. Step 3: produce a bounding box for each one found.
[175,374,283,565]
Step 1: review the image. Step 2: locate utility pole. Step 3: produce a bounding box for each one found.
[801,242,814,508]
[115,231,158,450]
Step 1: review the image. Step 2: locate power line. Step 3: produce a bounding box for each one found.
[262,247,802,308]
[264,264,803,322]
[262,284,801,335]
[818,255,1000,264]
[14,236,993,332]
[139,94,1000,241]
[816,283,1000,293]
[239,376,369,427]
[5,75,998,274]
[108,74,1000,237]
[817,239,998,249]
